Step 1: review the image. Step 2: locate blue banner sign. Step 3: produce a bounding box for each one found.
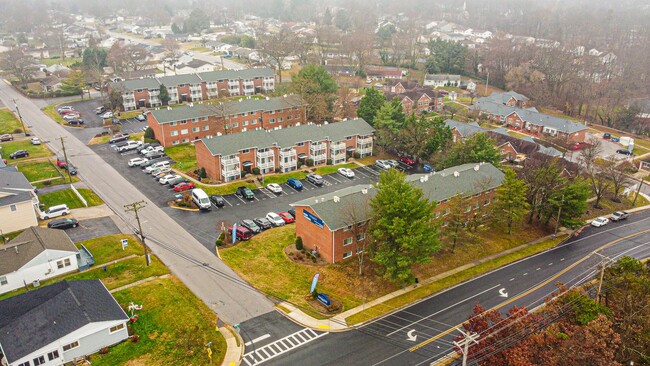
[317,293,331,307]
[303,210,324,229]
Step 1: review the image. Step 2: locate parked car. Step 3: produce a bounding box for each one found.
[145,161,170,174]
[611,137,620,142]
[241,219,261,234]
[67,119,85,126]
[62,163,77,175]
[591,217,610,227]
[603,133,611,139]
[386,160,399,167]
[375,160,392,169]
[95,106,106,114]
[210,195,225,207]
[306,174,324,186]
[99,111,114,119]
[108,134,129,144]
[610,211,629,222]
[63,113,81,120]
[173,182,195,192]
[229,226,253,241]
[616,149,632,156]
[236,186,255,200]
[47,218,79,230]
[128,157,148,167]
[57,106,73,112]
[30,137,41,145]
[569,142,589,151]
[136,143,152,152]
[39,204,70,220]
[287,178,303,190]
[9,150,29,159]
[338,167,355,178]
[266,183,283,194]
[59,109,78,115]
[288,208,296,218]
[141,145,164,155]
[151,167,171,178]
[400,156,415,165]
[253,217,272,230]
[423,164,434,173]
[117,141,143,152]
[278,211,295,224]
[135,114,146,121]
[266,212,285,226]
[144,151,165,160]
[159,174,180,184]
[167,176,189,187]
[0,134,13,141]
[56,157,67,167]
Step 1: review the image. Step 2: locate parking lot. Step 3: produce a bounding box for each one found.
[89,140,419,250]
[62,100,149,142]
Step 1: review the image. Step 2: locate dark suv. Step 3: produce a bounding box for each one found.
[241,219,261,233]
[236,186,255,200]
[9,150,29,159]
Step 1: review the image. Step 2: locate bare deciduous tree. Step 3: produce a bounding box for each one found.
[0,49,37,87]
[342,196,371,276]
[256,27,298,83]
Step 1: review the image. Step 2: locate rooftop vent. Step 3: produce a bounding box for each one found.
[333,196,340,203]
[454,171,460,177]
[474,164,480,171]
[361,188,368,194]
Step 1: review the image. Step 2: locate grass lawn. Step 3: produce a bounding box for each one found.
[76,234,144,265]
[164,144,198,172]
[39,57,81,67]
[507,130,530,139]
[314,163,357,176]
[633,145,650,156]
[92,277,226,366]
[0,109,24,134]
[1,139,52,159]
[41,104,68,125]
[261,171,307,185]
[128,132,144,141]
[38,188,103,210]
[116,110,143,120]
[33,175,79,188]
[14,160,62,182]
[580,191,649,221]
[201,180,258,196]
[88,134,112,145]
[65,255,169,290]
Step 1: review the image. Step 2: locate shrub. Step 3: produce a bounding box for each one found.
[43,180,52,186]
[13,128,23,134]
[216,238,224,247]
[354,152,361,159]
[326,159,332,165]
[240,171,247,178]
[131,335,140,343]
[144,127,154,139]
[311,256,317,263]
[295,236,303,250]
[306,159,314,167]
[295,253,304,260]
[288,252,294,256]
[275,167,281,173]
[297,162,303,169]
[98,347,109,355]
[252,167,260,175]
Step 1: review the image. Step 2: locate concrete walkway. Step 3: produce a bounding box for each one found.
[219,326,244,366]
[69,204,114,220]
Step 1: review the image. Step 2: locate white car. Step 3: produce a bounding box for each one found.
[375,160,392,170]
[338,167,355,178]
[128,157,148,167]
[591,217,610,227]
[386,160,399,167]
[266,212,285,226]
[57,106,73,112]
[63,113,81,120]
[100,111,114,119]
[152,167,172,178]
[30,137,41,145]
[267,183,283,194]
[159,174,180,184]
[135,114,146,121]
[140,146,164,155]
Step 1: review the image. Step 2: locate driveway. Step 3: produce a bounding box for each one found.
[64,216,121,242]
[565,132,636,163]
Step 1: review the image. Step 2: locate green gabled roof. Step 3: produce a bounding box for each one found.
[292,163,504,231]
[200,118,374,156]
[198,67,274,82]
[157,73,203,86]
[149,95,305,124]
[110,78,161,92]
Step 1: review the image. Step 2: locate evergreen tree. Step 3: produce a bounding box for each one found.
[60,70,86,97]
[443,133,501,168]
[356,88,385,126]
[159,84,170,106]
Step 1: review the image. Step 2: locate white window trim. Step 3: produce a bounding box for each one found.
[109,323,125,334]
[63,340,80,352]
[342,251,352,259]
[343,237,353,246]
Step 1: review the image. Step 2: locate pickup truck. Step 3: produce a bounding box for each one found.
[610,211,629,222]
[108,134,129,144]
[117,141,143,152]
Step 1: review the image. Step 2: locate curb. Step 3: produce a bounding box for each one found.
[219,325,244,366]
[168,204,200,212]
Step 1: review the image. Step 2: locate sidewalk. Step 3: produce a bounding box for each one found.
[219,325,244,366]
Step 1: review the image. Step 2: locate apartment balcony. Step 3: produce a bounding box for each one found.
[280,157,297,167]
[190,84,201,91]
[123,101,136,108]
[257,160,275,170]
[222,156,240,166]
[357,147,373,155]
[150,97,160,104]
[330,141,346,150]
[357,136,373,145]
[123,91,134,97]
[227,81,239,87]
[310,153,327,162]
[310,142,327,152]
[331,152,346,160]
[279,149,297,158]
[222,167,240,178]
[150,90,160,96]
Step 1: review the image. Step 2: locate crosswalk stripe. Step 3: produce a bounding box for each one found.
[243,328,328,366]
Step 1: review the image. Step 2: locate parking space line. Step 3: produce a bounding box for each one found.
[328,175,343,183]
[234,195,247,204]
[285,183,301,192]
[258,188,276,199]
[222,197,234,206]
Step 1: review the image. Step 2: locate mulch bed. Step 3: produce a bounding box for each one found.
[284,244,328,266]
[307,296,343,315]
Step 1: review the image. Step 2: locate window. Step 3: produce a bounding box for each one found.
[63,341,79,352]
[202,117,208,121]
[181,138,189,143]
[474,203,480,210]
[33,356,45,365]
[232,122,238,128]
[278,117,283,123]
[242,112,248,117]
[202,125,209,131]
[0,276,7,286]
[192,118,198,123]
[270,110,275,115]
[270,118,275,124]
[435,211,441,219]
[10,204,16,212]
[241,149,250,154]
[170,122,177,126]
[17,362,30,366]
[110,323,125,333]
[295,114,301,119]
[356,233,365,241]
[171,131,178,136]
[342,251,352,259]
[346,136,353,140]
[243,121,248,126]
[181,129,189,135]
[57,260,64,269]
[297,142,304,147]
[180,120,187,125]
[192,127,199,132]
[344,224,352,231]
[172,140,179,145]
[251,119,257,125]
[288,115,292,120]
[47,351,59,361]
[343,237,353,246]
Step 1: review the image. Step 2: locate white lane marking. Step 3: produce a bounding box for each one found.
[221,197,234,206]
[243,328,327,366]
[385,284,501,336]
[245,334,271,346]
[523,273,528,276]
[509,278,515,281]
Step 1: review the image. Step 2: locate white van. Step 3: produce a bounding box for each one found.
[191,188,211,210]
[144,161,170,174]
[40,204,70,220]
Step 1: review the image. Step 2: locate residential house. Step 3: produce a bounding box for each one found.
[477,91,530,108]
[365,66,406,81]
[41,76,62,92]
[445,119,487,143]
[382,80,420,94]
[0,168,38,234]
[195,118,374,182]
[291,163,504,263]
[205,41,230,53]
[108,67,276,111]
[147,95,306,147]
[384,88,445,115]
[423,74,462,88]
[0,280,129,366]
[174,60,215,75]
[0,227,82,294]
[486,129,562,162]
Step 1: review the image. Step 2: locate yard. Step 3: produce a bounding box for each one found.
[580,189,649,221]
[13,160,62,182]
[164,144,198,173]
[76,234,144,264]
[0,109,24,134]
[0,139,52,159]
[38,188,104,210]
[41,104,68,125]
[91,277,226,366]
[64,255,169,290]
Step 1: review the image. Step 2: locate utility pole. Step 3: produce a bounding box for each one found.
[124,201,151,266]
[454,329,479,366]
[484,69,489,96]
[13,99,28,136]
[594,251,614,303]
[60,137,73,184]
[633,176,645,206]
[554,193,565,237]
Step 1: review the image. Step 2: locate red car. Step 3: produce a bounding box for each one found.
[400,156,415,165]
[569,142,589,151]
[173,182,195,192]
[56,157,68,168]
[229,226,253,241]
[59,109,78,115]
[278,211,295,224]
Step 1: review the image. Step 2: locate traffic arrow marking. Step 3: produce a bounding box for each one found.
[499,288,508,298]
[407,329,418,342]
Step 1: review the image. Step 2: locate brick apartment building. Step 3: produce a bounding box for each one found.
[291,163,504,264]
[108,68,276,111]
[147,95,306,147]
[385,89,445,115]
[195,118,375,182]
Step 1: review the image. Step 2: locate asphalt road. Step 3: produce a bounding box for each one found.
[0,80,274,324]
[249,210,650,366]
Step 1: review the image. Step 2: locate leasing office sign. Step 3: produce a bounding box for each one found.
[303,210,324,229]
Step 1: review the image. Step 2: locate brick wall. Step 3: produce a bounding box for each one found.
[294,206,334,264]
[195,141,222,181]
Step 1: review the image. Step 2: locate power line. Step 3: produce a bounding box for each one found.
[124,200,151,266]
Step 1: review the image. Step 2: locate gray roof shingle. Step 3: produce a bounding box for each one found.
[0,280,129,362]
[0,227,78,275]
[0,169,34,191]
[157,73,203,86]
[292,163,504,230]
[445,119,486,138]
[0,190,32,207]
[200,118,374,156]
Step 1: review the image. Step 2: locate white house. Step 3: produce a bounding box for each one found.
[174,59,215,75]
[0,168,38,234]
[424,74,462,88]
[0,227,80,294]
[0,280,130,366]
